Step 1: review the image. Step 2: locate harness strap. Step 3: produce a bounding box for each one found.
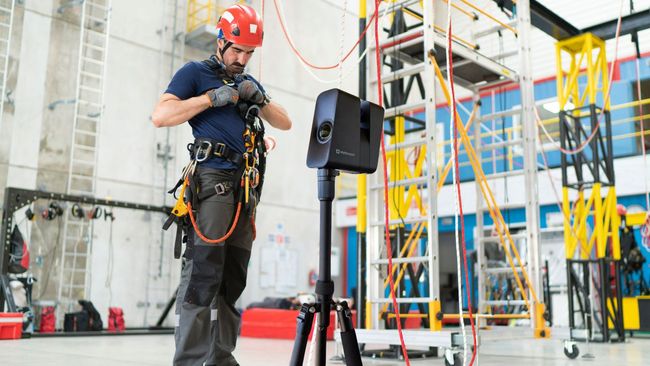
[190,138,244,166]
[197,181,234,201]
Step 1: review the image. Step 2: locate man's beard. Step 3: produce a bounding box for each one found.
[226,62,245,76]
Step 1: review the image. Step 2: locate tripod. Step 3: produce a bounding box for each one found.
[289,169,363,366]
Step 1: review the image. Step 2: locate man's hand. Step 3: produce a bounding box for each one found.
[238,80,266,105]
[206,85,239,108]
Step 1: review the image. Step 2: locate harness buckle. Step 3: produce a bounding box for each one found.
[213,142,226,157]
[214,182,228,195]
[195,141,212,162]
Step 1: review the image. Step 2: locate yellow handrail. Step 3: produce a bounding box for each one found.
[457,0,518,35]
[187,0,217,34]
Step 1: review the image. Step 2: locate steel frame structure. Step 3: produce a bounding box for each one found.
[355,0,548,360]
[0,187,170,312]
[556,32,624,343]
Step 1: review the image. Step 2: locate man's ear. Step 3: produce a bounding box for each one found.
[215,39,224,54]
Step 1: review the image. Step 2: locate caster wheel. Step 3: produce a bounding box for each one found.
[444,349,461,366]
[563,342,579,359]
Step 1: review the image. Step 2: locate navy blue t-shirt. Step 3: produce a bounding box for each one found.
[165,61,265,170]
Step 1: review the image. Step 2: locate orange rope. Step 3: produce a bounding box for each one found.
[187,200,242,244]
[186,177,243,244]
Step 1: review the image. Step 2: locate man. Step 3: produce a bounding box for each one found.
[152,4,291,366]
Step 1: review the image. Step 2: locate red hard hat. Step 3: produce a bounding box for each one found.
[217,4,264,47]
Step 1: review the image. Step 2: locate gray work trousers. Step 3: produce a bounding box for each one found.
[174,167,254,366]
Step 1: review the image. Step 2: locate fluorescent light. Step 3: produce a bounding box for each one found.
[543,101,575,114]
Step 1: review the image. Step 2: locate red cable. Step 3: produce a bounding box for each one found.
[373,0,410,364]
[447,16,478,366]
[272,0,378,70]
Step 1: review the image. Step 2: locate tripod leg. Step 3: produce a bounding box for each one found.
[290,304,316,366]
[336,301,363,366]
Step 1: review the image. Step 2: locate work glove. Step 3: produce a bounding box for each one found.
[206,85,239,107]
[237,80,267,105]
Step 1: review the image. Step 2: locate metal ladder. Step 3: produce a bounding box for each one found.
[0,0,15,133]
[473,2,543,331]
[365,0,440,333]
[361,0,546,353]
[56,0,112,323]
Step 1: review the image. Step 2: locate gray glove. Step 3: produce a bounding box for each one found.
[206,85,239,107]
[237,80,266,105]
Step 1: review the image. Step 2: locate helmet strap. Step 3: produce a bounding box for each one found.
[218,41,233,59]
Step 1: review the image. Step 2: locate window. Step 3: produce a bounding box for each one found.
[512,101,561,149]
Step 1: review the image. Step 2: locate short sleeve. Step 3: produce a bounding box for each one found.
[164,62,198,100]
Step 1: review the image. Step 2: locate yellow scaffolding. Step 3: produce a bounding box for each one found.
[556,33,610,111]
[555,33,620,260]
[186,0,217,34]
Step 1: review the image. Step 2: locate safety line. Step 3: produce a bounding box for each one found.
[635,57,650,210]
[272,0,378,70]
[374,0,411,363]
[446,2,477,364]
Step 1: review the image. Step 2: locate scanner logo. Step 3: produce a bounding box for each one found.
[335,149,355,157]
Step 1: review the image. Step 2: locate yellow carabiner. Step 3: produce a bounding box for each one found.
[171,182,189,217]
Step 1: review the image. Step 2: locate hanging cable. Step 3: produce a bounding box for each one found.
[446,2,477,365]
[498,31,512,228]
[272,0,379,70]
[632,42,650,248]
[105,214,115,306]
[373,0,410,364]
[635,58,650,210]
[274,0,377,84]
[390,12,408,230]
[536,0,625,155]
[446,3,468,366]
[338,0,348,88]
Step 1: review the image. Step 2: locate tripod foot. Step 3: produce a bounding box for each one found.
[336,301,363,366]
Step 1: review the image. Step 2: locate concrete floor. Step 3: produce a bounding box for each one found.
[0,330,648,365]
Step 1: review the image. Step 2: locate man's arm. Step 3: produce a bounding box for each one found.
[151,93,211,128]
[260,101,292,130]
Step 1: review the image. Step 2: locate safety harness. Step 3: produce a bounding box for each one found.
[163,56,267,258]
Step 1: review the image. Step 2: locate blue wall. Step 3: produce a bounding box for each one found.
[348,55,650,307]
[413,55,650,184]
[346,193,650,306]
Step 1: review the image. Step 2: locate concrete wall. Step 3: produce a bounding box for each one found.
[0,0,360,327]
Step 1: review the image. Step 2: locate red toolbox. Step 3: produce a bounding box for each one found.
[241,308,356,340]
[0,313,23,340]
